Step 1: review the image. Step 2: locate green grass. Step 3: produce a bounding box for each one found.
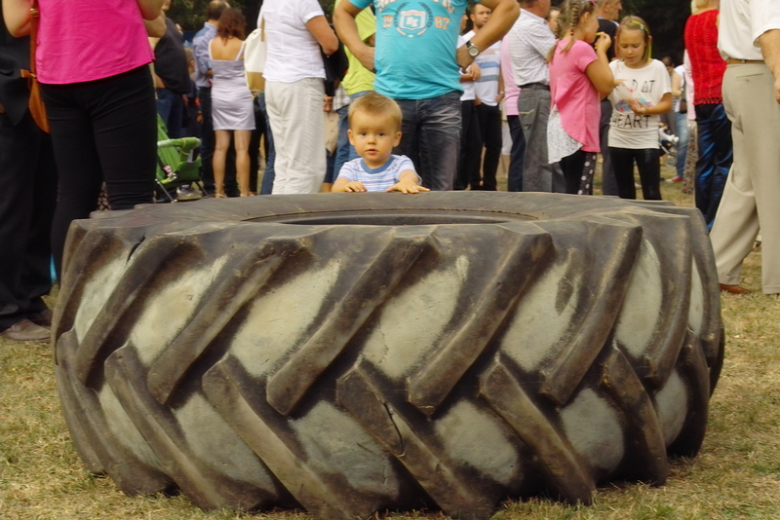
[2,163,779,519]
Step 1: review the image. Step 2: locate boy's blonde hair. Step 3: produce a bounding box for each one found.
[348,92,403,131]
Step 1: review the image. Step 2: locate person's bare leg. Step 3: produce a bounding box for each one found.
[213,130,231,197]
[234,130,252,196]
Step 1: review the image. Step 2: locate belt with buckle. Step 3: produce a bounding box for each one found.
[519,82,550,91]
[726,58,764,65]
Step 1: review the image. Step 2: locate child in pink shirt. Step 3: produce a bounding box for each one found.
[547,0,614,195]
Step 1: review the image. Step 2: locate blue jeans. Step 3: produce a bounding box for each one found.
[599,98,618,196]
[394,91,461,191]
[333,104,359,180]
[156,88,183,139]
[333,91,367,178]
[257,92,276,195]
[675,112,690,179]
[506,115,525,192]
[695,103,733,228]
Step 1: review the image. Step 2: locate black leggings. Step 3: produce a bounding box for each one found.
[560,150,597,195]
[609,147,662,200]
[41,66,158,278]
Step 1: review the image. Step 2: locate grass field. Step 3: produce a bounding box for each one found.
[2,166,779,520]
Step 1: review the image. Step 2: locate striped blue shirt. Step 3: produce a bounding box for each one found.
[465,30,502,107]
[337,155,418,192]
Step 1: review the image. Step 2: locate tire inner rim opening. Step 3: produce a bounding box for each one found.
[250,211,534,226]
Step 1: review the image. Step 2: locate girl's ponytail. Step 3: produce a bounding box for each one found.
[548,0,595,62]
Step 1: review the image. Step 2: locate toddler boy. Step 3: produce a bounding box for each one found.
[332,92,429,194]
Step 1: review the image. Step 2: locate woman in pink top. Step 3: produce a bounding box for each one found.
[3,0,163,278]
[547,0,613,195]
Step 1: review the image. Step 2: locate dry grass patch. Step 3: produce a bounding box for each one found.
[2,172,779,519]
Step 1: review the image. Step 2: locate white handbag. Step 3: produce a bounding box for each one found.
[244,15,267,92]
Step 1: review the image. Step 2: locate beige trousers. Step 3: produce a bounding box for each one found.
[710,63,780,294]
[266,78,326,194]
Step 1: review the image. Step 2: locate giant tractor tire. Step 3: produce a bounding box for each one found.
[54,193,724,519]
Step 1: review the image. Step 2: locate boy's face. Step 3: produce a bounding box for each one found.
[348,111,401,169]
[470,5,491,30]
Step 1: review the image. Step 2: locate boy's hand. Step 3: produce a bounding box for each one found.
[344,181,367,192]
[387,179,430,194]
[464,63,481,82]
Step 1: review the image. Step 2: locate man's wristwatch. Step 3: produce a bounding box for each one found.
[465,40,480,58]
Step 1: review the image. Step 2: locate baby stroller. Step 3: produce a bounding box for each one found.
[658,126,678,158]
[156,115,204,202]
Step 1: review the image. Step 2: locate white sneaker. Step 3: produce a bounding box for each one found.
[176,185,202,201]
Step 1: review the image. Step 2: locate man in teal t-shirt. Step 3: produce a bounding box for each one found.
[334,0,518,191]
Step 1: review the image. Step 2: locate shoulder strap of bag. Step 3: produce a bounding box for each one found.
[20,0,50,133]
[21,0,40,81]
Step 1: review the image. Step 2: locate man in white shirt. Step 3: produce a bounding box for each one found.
[508,0,564,192]
[710,0,780,295]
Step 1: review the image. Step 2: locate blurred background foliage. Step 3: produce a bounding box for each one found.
[168,0,688,64]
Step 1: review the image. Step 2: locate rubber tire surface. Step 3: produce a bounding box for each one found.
[54,193,724,519]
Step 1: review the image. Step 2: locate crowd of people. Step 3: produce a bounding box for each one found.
[1,0,779,342]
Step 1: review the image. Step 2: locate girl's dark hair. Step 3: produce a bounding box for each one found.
[547,0,597,62]
[616,15,653,63]
[217,8,246,41]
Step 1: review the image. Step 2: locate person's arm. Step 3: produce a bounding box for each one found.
[306,15,339,57]
[759,29,780,103]
[3,0,31,37]
[137,0,164,21]
[192,34,211,80]
[671,70,682,98]
[496,67,505,104]
[388,170,429,194]
[144,13,166,38]
[456,0,519,69]
[585,33,614,96]
[334,0,373,71]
